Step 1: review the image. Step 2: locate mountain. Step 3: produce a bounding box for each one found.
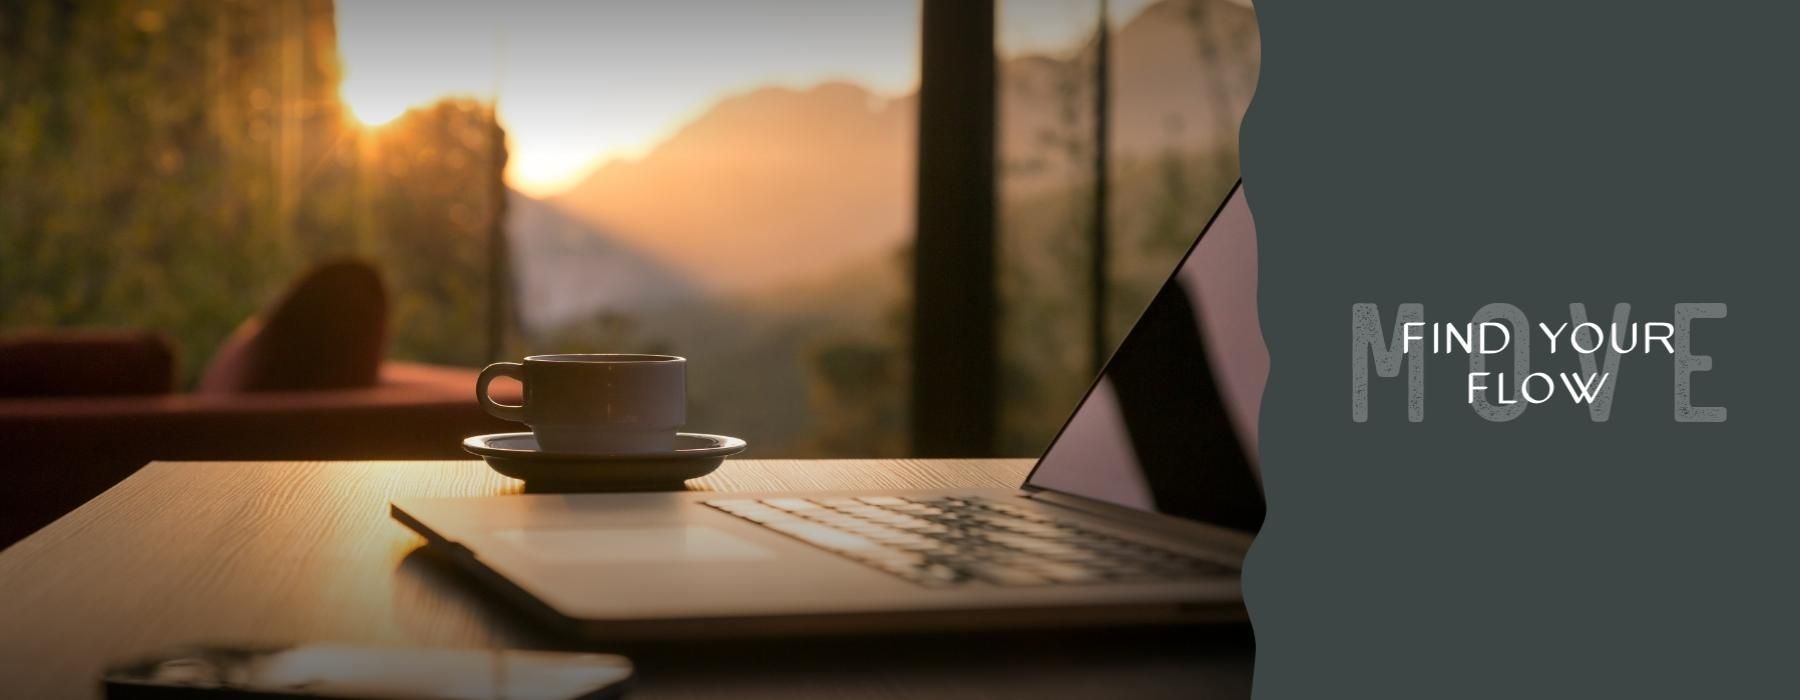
[547,0,1256,293]
[505,188,698,333]
[553,82,915,292]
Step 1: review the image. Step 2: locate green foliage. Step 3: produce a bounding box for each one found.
[799,244,912,457]
[0,0,506,383]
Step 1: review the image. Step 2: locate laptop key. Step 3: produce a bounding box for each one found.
[916,563,969,585]
[763,498,821,511]
[764,522,880,551]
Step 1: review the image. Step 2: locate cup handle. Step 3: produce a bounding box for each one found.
[477,362,526,423]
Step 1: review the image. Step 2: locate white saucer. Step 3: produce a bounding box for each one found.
[463,432,747,492]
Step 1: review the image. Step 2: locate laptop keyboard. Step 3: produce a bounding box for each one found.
[703,495,1235,587]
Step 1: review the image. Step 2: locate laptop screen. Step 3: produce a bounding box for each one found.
[1024,184,1267,533]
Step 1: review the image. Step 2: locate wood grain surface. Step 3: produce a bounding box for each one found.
[0,459,1252,699]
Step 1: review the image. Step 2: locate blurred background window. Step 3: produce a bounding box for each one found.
[996,0,1258,455]
[0,0,1257,459]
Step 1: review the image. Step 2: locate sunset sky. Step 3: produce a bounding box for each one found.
[336,0,1159,196]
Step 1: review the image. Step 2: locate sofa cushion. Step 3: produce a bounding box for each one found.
[0,330,176,397]
[198,259,388,394]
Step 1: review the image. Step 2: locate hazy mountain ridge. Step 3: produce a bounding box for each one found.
[506,188,698,333]
[545,0,1255,294]
[553,81,915,292]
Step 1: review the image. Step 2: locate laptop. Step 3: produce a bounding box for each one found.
[393,182,1267,639]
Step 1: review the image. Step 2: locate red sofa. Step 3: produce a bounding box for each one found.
[0,261,517,547]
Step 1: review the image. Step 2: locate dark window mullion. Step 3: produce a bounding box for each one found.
[911,0,998,457]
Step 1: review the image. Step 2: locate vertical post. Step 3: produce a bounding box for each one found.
[485,27,510,364]
[1090,0,1112,375]
[485,102,509,363]
[911,0,998,457]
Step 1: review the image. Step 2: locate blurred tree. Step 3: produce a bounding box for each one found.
[804,245,911,457]
[362,100,510,367]
[0,0,508,382]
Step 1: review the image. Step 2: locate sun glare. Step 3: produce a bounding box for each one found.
[334,0,497,130]
[341,80,410,127]
[333,0,918,197]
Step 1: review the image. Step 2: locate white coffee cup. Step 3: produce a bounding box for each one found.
[476,354,686,455]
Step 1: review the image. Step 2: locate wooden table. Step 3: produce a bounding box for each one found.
[0,459,1253,698]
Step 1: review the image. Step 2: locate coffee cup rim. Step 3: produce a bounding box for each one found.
[523,353,685,364]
